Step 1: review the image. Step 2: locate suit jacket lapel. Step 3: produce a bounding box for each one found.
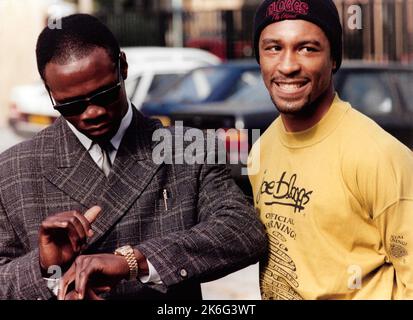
[43,110,163,246]
[43,117,107,208]
[88,109,163,246]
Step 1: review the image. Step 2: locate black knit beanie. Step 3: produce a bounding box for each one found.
[253,0,343,72]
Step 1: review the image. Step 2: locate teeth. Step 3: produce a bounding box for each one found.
[278,83,304,91]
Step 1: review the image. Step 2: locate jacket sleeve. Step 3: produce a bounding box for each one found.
[136,150,267,290]
[0,196,53,300]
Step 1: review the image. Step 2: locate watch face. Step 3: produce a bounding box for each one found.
[116,245,132,255]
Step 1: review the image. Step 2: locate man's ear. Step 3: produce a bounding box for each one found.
[120,51,128,80]
[332,59,337,73]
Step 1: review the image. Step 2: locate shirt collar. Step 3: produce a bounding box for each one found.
[66,99,133,151]
[275,93,350,148]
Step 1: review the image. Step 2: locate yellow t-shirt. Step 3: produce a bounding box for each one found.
[248,94,413,299]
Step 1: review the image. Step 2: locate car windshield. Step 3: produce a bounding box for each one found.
[338,71,393,115]
[230,77,271,104]
[125,75,141,100]
[146,74,183,100]
[225,70,262,100]
[157,67,229,103]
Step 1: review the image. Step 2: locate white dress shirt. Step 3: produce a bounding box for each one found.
[66,99,133,166]
[45,100,161,296]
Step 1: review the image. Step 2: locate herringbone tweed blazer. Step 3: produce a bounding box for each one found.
[0,109,266,300]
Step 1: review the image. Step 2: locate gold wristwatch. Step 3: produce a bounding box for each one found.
[114,245,139,280]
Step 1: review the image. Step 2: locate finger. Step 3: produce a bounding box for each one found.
[86,287,105,300]
[65,220,86,253]
[93,286,112,294]
[47,213,88,248]
[58,263,76,300]
[40,211,89,246]
[65,290,81,300]
[68,215,88,243]
[84,206,102,226]
[39,219,67,246]
[75,256,88,299]
[76,258,96,300]
[72,211,92,241]
[40,217,73,232]
[40,218,83,253]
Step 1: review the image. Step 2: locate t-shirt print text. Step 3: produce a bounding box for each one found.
[257,171,313,213]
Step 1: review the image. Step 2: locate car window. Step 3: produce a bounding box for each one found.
[125,76,142,100]
[161,67,229,103]
[225,70,262,100]
[339,72,393,115]
[146,74,182,100]
[230,78,270,104]
[393,71,413,111]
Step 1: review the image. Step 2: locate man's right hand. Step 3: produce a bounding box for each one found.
[38,206,101,274]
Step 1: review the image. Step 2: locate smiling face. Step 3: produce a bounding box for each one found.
[259,19,336,127]
[44,47,128,142]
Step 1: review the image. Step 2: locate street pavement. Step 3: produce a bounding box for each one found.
[0,125,261,300]
[201,263,260,300]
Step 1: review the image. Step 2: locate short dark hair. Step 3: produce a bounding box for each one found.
[36,14,120,81]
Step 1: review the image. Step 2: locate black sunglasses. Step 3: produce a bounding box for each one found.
[47,57,123,117]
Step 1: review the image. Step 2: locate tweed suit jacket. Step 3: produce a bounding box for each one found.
[0,108,267,300]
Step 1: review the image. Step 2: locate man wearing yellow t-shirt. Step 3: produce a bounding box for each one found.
[249,0,413,299]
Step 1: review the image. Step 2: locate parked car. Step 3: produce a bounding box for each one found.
[169,61,413,192]
[334,61,413,147]
[123,47,221,108]
[168,77,274,194]
[140,60,262,125]
[8,47,221,136]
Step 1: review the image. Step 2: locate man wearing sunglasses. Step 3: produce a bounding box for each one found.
[0,14,266,300]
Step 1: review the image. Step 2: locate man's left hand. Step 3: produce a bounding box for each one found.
[58,254,130,300]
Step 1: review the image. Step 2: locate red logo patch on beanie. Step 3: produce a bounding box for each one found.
[266,0,309,21]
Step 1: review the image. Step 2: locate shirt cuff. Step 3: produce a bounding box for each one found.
[139,259,163,284]
[44,277,60,296]
[45,258,163,297]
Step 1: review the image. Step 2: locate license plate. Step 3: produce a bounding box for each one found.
[28,115,53,125]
